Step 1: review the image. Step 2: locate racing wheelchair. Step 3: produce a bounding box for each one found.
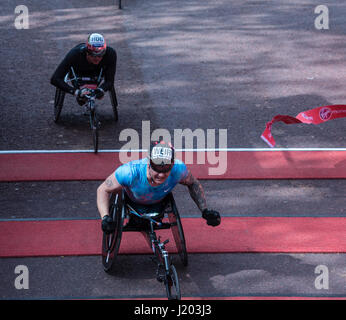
[54,67,118,123]
[53,68,118,151]
[102,190,188,300]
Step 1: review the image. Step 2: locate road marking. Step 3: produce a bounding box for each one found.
[1,147,346,154]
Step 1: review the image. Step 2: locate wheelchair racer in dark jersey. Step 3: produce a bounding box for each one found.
[97,140,221,234]
[50,33,117,106]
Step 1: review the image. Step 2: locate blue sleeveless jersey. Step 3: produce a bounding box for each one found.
[115,158,188,204]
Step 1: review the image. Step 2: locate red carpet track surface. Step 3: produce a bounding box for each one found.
[0,150,346,181]
[1,217,346,257]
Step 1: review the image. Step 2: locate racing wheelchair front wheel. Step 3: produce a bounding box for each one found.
[102,192,124,273]
[89,108,99,154]
[165,264,181,300]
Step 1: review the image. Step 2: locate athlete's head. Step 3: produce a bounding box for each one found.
[86,33,106,65]
[148,140,175,184]
[149,140,175,173]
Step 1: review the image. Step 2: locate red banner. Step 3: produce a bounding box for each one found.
[261,105,346,147]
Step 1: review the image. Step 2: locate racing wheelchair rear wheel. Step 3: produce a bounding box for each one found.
[54,88,65,123]
[109,86,119,122]
[102,192,124,273]
[168,194,188,267]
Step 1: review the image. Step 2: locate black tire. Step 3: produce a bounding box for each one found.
[165,264,181,300]
[54,88,65,123]
[119,0,122,9]
[90,108,99,153]
[168,195,188,266]
[109,87,118,122]
[102,193,124,273]
[92,128,98,154]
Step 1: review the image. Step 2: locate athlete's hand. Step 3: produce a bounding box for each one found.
[202,209,221,227]
[74,88,91,98]
[101,215,116,234]
[95,88,105,99]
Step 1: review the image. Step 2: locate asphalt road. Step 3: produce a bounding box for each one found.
[0,0,345,300]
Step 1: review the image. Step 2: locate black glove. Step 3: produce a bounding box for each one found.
[202,209,221,227]
[95,88,105,99]
[101,215,116,234]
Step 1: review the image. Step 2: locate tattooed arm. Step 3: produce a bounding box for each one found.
[179,170,207,213]
[180,169,221,226]
[96,171,122,218]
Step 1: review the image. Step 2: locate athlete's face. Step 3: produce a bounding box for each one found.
[86,53,103,65]
[148,165,171,185]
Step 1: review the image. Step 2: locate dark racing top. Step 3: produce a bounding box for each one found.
[50,43,117,95]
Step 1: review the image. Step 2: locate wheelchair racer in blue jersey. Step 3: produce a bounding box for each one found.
[97,140,221,234]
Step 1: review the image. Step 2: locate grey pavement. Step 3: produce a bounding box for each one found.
[1,254,346,299]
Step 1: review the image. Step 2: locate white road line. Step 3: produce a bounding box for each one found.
[0,148,346,154]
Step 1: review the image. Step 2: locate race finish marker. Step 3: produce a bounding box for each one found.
[1,148,346,180]
[1,217,346,257]
[261,105,346,148]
